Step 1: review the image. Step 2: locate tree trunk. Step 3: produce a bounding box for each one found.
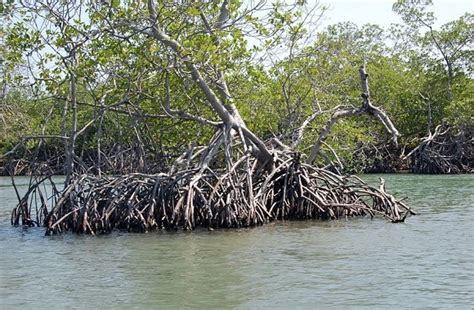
[146,0,273,165]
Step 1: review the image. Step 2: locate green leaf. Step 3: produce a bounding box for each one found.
[111,0,120,9]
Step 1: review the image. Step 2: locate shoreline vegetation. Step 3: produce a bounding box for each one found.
[10,147,417,235]
[3,123,472,176]
[1,1,472,234]
[2,142,472,177]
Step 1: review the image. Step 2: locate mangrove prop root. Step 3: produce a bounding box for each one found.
[11,150,415,235]
[405,125,473,174]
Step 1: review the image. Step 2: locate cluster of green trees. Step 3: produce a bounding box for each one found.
[0,0,472,173]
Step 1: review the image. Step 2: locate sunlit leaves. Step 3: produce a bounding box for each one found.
[1,0,472,167]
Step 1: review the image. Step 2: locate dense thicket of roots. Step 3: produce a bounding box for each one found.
[1,142,168,176]
[351,142,408,173]
[11,148,416,235]
[407,125,473,174]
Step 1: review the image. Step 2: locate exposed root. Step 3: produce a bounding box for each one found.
[404,125,473,174]
[350,141,409,173]
[11,148,416,235]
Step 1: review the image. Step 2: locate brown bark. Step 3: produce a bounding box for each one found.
[146,0,273,164]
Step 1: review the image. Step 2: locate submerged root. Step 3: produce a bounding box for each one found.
[11,150,416,235]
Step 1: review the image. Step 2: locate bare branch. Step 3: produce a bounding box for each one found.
[306,65,400,165]
[359,65,400,143]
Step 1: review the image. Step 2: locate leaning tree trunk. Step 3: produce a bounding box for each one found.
[145,0,273,165]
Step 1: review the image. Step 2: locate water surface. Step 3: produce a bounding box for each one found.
[1,174,473,309]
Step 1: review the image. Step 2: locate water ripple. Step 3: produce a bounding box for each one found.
[0,174,473,309]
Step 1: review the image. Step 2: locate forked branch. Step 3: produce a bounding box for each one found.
[306,65,400,164]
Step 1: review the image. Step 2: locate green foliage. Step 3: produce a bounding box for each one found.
[0,0,472,172]
[445,78,474,126]
[393,0,435,27]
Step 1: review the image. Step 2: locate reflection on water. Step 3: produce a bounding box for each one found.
[1,175,473,309]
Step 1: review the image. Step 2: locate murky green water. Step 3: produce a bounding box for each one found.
[1,174,473,309]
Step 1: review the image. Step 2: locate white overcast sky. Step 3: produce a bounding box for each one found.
[317,0,473,28]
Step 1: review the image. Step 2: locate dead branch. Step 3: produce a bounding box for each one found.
[306,65,400,164]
